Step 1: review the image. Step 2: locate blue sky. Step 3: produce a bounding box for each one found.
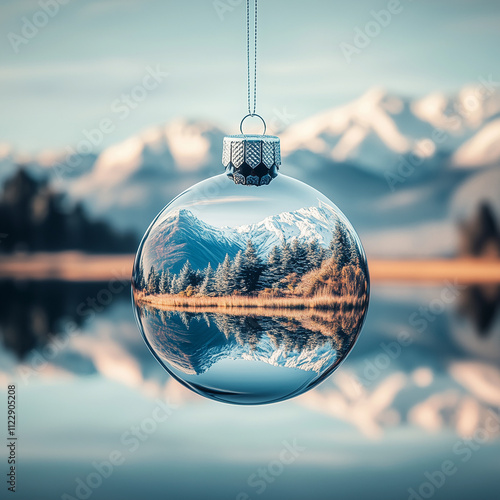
[1,0,499,153]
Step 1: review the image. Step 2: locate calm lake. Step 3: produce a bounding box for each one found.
[1,279,499,500]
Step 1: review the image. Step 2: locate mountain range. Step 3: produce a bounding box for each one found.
[2,86,500,257]
[142,205,337,273]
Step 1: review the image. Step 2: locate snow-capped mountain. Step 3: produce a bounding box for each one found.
[141,209,242,274]
[281,88,435,174]
[241,340,337,374]
[229,205,336,255]
[281,86,500,175]
[412,85,500,133]
[141,205,337,273]
[66,120,226,231]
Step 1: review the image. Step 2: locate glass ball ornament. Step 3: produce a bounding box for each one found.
[132,134,369,405]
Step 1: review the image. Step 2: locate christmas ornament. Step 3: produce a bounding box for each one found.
[132,0,369,405]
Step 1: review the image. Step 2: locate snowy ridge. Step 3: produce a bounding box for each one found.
[146,208,243,273]
[240,340,337,373]
[280,88,436,173]
[281,86,500,174]
[187,336,338,375]
[221,204,336,256]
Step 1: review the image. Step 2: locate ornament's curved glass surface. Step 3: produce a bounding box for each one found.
[132,174,369,405]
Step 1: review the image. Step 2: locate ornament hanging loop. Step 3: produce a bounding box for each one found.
[240,113,266,135]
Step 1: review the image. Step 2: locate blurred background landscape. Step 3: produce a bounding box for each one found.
[2,85,500,258]
[1,0,500,499]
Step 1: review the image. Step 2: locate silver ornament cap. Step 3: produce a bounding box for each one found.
[222,134,281,186]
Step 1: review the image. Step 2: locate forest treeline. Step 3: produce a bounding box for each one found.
[0,168,137,253]
[135,223,367,299]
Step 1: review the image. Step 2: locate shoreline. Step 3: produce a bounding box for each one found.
[1,252,500,284]
[134,291,366,311]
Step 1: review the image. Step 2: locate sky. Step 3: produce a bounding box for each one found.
[1,0,500,153]
[159,173,336,227]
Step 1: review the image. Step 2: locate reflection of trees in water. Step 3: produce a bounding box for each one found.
[209,311,360,355]
[458,284,500,336]
[138,305,365,375]
[0,280,127,359]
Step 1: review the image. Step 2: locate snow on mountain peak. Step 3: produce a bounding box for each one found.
[281,85,500,174]
[280,88,422,172]
[170,205,336,253]
[76,119,224,191]
[413,86,500,135]
[452,118,500,168]
[228,204,336,255]
[150,204,338,273]
[170,329,338,375]
[240,340,337,373]
[411,92,452,130]
[162,120,222,171]
[93,135,148,184]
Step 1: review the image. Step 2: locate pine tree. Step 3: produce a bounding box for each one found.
[290,239,309,276]
[199,263,215,295]
[192,269,204,288]
[177,260,194,293]
[140,268,147,290]
[330,221,351,269]
[170,274,180,294]
[215,254,233,296]
[259,245,282,289]
[159,270,171,294]
[280,242,294,279]
[350,244,360,268]
[231,251,246,291]
[155,271,161,293]
[306,238,325,270]
[214,263,222,295]
[147,266,159,294]
[241,240,264,293]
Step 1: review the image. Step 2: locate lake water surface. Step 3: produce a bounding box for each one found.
[0,279,499,500]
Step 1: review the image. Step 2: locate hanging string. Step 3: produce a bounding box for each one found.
[246,0,258,115]
[240,0,265,134]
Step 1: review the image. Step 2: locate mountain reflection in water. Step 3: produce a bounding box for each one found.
[135,305,363,404]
